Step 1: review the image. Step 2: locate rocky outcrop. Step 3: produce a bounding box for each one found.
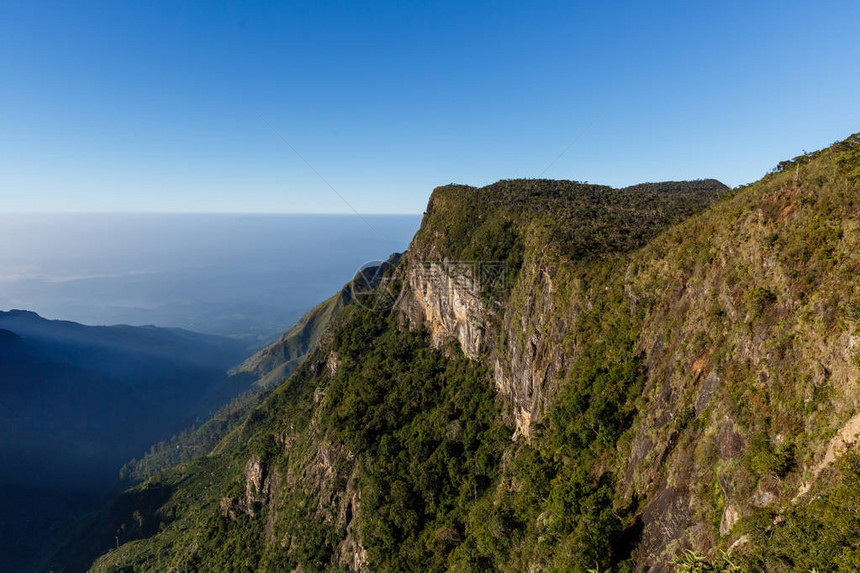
[398,255,573,438]
[219,456,282,520]
[399,260,489,360]
[492,260,573,438]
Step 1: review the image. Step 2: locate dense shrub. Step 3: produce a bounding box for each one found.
[321,310,512,570]
[745,435,795,478]
[416,179,727,265]
[735,448,860,571]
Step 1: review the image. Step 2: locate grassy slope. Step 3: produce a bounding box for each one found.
[626,133,860,570]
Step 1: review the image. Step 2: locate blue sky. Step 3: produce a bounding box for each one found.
[2,0,859,214]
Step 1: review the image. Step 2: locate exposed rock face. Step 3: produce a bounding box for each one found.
[221,439,367,571]
[336,473,367,572]
[399,260,488,360]
[719,474,741,536]
[303,441,368,572]
[219,456,281,521]
[326,351,340,378]
[398,254,571,438]
[245,457,268,508]
[492,260,572,438]
[639,484,693,571]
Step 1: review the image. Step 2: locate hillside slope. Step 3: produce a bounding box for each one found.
[0,312,249,572]
[116,255,403,485]
[52,133,860,572]
[0,311,248,486]
[231,253,404,388]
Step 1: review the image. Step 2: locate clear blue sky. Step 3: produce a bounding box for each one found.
[3,0,859,214]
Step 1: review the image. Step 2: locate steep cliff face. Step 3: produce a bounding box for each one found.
[399,259,488,361]
[398,253,572,437]
[395,138,860,570]
[51,135,860,573]
[400,178,727,439]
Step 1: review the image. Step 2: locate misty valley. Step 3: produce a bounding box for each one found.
[0,216,416,571]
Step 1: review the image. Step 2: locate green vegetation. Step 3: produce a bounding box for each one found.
[414,178,726,267]
[448,260,645,572]
[674,550,740,572]
[50,307,513,572]
[47,132,860,572]
[744,435,795,478]
[55,288,646,572]
[731,448,860,571]
[745,287,777,318]
[322,311,511,570]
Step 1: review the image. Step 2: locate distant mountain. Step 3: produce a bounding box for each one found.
[0,311,249,572]
[117,254,403,484]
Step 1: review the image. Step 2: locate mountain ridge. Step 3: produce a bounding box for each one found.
[0,312,251,572]
[47,132,860,572]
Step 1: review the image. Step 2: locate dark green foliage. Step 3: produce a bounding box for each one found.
[461,216,526,292]
[735,448,860,572]
[452,263,645,572]
[416,179,726,264]
[74,286,643,571]
[549,357,644,452]
[745,287,777,318]
[744,435,795,478]
[321,310,511,570]
[54,306,511,572]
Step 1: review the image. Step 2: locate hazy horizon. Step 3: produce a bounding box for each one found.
[0,213,420,345]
